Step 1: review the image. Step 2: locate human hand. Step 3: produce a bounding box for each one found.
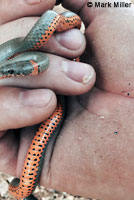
[35,1,134,200]
[0,0,95,197]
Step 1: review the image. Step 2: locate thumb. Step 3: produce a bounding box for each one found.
[0,87,56,131]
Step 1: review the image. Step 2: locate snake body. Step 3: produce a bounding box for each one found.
[0,10,81,199]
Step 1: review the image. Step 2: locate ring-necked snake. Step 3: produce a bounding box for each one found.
[0,10,81,200]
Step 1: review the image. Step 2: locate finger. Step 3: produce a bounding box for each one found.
[42,29,86,58]
[16,126,38,176]
[0,0,56,24]
[0,17,86,58]
[0,55,96,95]
[0,87,56,131]
[0,131,18,175]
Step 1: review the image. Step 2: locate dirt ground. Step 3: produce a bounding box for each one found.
[1,172,97,200]
[0,5,96,200]
[0,172,93,200]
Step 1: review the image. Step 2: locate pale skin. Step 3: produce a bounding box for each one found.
[0,0,133,200]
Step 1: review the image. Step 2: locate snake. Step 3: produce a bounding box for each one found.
[0,10,81,200]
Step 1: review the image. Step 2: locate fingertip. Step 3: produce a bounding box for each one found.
[62,60,95,85]
[46,55,96,95]
[55,29,85,51]
[41,29,86,58]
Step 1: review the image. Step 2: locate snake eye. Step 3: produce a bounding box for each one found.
[8,69,14,74]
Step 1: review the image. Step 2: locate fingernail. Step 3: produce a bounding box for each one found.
[19,89,52,107]
[25,0,41,5]
[62,61,94,84]
[56,29,84,50]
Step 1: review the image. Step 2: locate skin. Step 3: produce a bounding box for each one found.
[0,0,134,200]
